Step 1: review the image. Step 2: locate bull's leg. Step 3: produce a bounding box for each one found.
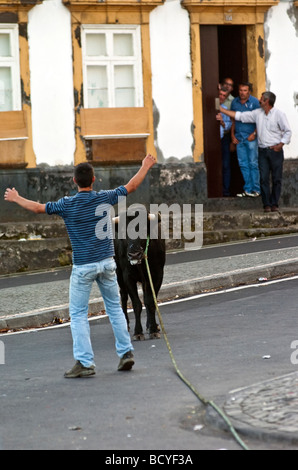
[127,284,145,341]
[131,297,144,341]
[145,273,163,338]
[144,289,160,340]
[120,288,129,331]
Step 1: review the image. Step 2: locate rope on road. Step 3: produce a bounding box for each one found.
[144,237,250,451]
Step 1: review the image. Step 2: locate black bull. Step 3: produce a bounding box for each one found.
[113,211,166,340]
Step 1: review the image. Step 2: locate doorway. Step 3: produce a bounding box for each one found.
[200,25,248,197]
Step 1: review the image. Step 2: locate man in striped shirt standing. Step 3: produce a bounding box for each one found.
[4,154,156,378]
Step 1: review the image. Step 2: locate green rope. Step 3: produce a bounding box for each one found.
[144,236,250,451]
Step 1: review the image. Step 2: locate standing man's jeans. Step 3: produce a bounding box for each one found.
[221,133,231,196]
[236,139,260,193]
[69,257,133,368]
[258,147,284,208]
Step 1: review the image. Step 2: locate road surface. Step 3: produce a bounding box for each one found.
[1,274,298,451]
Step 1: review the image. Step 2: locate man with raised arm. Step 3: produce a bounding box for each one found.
[4,154,156,377]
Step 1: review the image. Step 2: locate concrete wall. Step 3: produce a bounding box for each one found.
[2,160,298,224]
[149,0,194,162]
[28,0,75,166]
[265,1,298,159]
[0,163,207,222]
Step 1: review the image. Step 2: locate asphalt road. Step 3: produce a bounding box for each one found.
[1,275,298,451]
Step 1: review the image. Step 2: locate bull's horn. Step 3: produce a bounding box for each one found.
[148,213,156,221]
[112,216,120,224]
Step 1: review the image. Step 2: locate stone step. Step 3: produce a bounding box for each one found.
[0,220,67,240]
[203,209,298,231]
[203,226,298,245]
[2,209,298,239]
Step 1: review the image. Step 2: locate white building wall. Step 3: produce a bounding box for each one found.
[149,0,194,161]
[28,0,75,166]
[265,1,298,159]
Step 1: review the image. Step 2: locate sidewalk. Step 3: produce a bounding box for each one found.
[1,237,298,446]
[222,372,298,445]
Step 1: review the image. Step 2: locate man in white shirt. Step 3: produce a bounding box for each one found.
[219,91,292,212]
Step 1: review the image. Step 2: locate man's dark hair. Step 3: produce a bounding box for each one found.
[74,162,95,188]
[239,81,253,92]
[262,91,276,107]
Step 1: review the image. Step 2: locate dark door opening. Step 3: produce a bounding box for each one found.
[218,25,248,92]
[200,25,248,198]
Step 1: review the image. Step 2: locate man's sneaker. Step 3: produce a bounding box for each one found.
[251,191,260,197]
[64,361,96,378]
[118,351,135,371]
[237,191,255,198]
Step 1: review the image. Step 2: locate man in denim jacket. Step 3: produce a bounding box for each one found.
[231,82,261,198]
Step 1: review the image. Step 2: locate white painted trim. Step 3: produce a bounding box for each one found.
[0,136,28,141]
[0,24,22,111]
[83,133,149,140]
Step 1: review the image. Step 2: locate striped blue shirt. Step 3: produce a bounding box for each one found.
[45,186,127,266]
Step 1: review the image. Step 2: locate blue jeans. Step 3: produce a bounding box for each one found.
[69,258,133,368]
[221,133,231,196]
[258,147,284,208]
[236,139,260,193]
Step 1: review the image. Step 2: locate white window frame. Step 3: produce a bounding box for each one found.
[81,25,143,108]
[0,24,21,112]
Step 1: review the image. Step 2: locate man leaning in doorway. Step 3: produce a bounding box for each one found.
[220,91,292,212]
[230,82,261,198]
[216,87,232,196]
[221,77,234,110]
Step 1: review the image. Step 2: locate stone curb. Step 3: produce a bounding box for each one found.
[1,257,298,332]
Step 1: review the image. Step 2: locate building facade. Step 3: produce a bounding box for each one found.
[0,0,297,197]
